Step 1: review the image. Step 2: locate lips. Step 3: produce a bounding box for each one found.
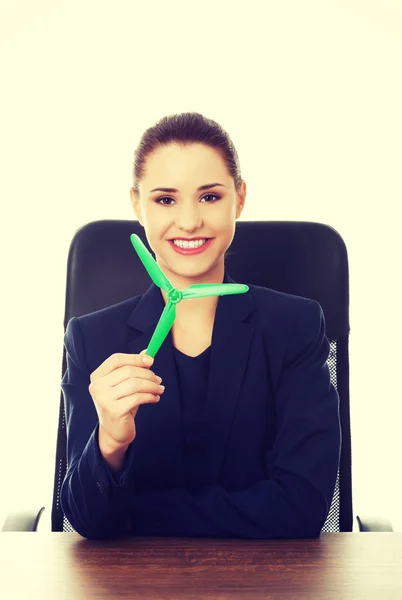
[168,238,213,255]
[169,238,209,241]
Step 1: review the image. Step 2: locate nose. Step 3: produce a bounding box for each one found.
[175,202,203,232]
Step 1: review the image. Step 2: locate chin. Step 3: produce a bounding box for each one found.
[155,245,225,277]
[179,263,223,281]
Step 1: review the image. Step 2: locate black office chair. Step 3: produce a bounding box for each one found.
[2,220,393,533]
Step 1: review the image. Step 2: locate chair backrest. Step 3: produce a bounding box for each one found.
[52,220,352,532]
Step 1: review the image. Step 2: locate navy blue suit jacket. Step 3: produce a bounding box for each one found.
[61,271,341,540]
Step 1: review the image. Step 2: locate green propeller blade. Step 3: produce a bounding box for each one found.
[182,283,249,299]
[146,302,177,358]
[130,234,173,293]
[130,234,249,358]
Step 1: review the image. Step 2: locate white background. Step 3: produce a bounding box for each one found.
[0,0,401,531]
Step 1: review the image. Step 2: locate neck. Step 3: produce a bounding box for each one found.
[158,260,225,323]
[160,289,219,323]
[158,261,225,288]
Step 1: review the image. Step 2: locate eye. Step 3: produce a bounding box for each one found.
[155,193,220,206]
[200,194,220,203]
[156,197,175,206]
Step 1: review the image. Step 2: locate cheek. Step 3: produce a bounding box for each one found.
[142,206,162,232]
[143,216,171,250]
[213,208,236,230]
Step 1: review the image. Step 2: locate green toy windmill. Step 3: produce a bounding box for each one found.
[130,234,249,358]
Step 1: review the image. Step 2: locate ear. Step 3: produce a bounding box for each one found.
[235,180,246,220]
[130,188,144,226]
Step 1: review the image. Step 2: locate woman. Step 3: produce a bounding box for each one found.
[61,112,341,540]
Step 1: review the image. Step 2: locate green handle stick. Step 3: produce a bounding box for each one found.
[130,234,249,358]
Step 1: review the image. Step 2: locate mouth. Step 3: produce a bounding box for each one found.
[168,238,213,255]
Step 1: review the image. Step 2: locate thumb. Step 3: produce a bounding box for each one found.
[139,348,153,366]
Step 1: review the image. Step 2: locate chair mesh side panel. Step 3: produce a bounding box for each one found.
[63,515,76,532]
[59,408,76,532]
[61,339,342,533]
[321,339,340,532]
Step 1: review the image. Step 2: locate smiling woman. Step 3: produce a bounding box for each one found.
[129,115,246,295]
[60,112,341,541]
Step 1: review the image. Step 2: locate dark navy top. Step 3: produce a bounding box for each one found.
[173,345,211,492]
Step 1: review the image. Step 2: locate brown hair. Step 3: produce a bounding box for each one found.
[131,112,242,196]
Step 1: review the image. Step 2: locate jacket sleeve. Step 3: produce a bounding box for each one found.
[60,317,137,540]
[127,299,342,539]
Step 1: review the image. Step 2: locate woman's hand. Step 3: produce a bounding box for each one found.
[88,350,164,453]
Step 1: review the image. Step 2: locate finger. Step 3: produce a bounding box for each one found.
[100,392,160,421]
[120,392,160,416]
[129,405,139,419]
[139,349,154,367]
[107,365,161,387]
[90,352,151,381]
[113,378,164,401]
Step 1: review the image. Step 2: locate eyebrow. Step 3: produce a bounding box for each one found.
[149,183,226,193]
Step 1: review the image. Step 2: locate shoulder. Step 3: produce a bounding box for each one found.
[65,294,143,348]
[63,294,146,372]
[244,283,326,357]
[244,284,329,375]
[75,294,142,328]
[247,282,322,326]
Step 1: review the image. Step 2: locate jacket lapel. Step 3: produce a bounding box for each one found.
[126,271,255,489]
[127,284,187,488]
[203,272,255,484]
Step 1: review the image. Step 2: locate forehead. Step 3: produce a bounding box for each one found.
[141,143,228,184]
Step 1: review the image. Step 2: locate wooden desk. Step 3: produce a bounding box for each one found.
[1,532,401,599]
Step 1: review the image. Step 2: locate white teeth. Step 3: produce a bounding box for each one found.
[172,239,207,249]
